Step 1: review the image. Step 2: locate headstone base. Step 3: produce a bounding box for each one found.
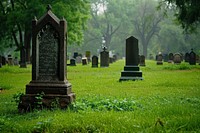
[119,66,143,81]
[18,93,75,113]
[156,61,163,65]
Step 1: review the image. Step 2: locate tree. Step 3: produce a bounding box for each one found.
[129,0,164,57]
[0,0,90,66]
[162,0,200,31]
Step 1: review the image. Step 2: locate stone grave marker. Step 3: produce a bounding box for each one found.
[92,55,98,67]
[119,36,143,81]
[73,52,78,59]
[70,58,76,66]
[139,55,146,66]
[156,54,163,65]
[7,55,13,66]
[76,56,82,64]
[163,54,168,62]
[184,53,190,62]
[189,49,196,65]
[100,47,109,67]
[168,53,174,63]
[13,57,19,66]
[173,53,182,64]
[18,5,75,112]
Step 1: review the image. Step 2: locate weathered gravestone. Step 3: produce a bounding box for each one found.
[73,52,78,59]
[139,55,146,66]
[92,55,98,67]
[168,53,174,63]
[18,5,75,112]
[7,55,13,66]
[189,49,196,65]
[119,36,143,81]
[82,57,87,65]
[76,56,82,64]
[100,47,109,67]
[13,57,19,66]
[156,54,163,65]
[184,53,190,62]
[70,58,76,66]
[173,53,182,64]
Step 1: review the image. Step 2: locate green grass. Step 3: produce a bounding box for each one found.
[0,60,200,132]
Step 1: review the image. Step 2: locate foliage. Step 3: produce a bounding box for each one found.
[162,0,200,32]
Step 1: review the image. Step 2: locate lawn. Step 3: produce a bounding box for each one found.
[0,60,200,132]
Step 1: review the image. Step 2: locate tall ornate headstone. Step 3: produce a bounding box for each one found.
[119,36,143,81]
[18,5,75,112]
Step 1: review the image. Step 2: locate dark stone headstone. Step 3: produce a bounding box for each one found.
[139,55,145,66]
[113,54,117,62]
[185,53,190,62]
[73,52,78,59]
[189,49,196,65]
[13,57,19,66]
[92,55,98,67]
[18,5,75,112]
[70,58,76,66]
[163,54,168,62]
[156,54,163,65]
[168,53,173,63]
[119,36,143,81]
[100,47,109,67]
[173,53,182,64]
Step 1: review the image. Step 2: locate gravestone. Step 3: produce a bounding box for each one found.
[189,49,196,65]
[82,57,87,65]
[156,54,163,65]
[139,55,145,66]
[149,54,154,60]
[70,58,76,66]
[113,54,117,62]
[0,55,2,68]
[163,54,168,62]
[13,57,19,66]
[168,53,174,63]
[119,36,143,81]
[73,52,78,59]
[92,55,98,67]
[100,47,109,67]
[18,5,75,112]
[7,55,13,66]
[184,53,190,62]
[173,53,182,64]
[76,56,82,64]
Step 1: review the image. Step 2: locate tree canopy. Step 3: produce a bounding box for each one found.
[162,0,200,31]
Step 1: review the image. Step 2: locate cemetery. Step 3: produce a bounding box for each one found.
[0,1,200,133]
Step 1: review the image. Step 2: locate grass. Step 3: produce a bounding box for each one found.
[0,60,200,132]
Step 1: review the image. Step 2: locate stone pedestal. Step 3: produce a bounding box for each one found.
[120,36,143,81]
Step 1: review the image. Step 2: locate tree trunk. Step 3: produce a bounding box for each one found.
[24,30,31,63]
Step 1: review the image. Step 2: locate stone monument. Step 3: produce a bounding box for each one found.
[189,49,196,65]
[92,55,98,67]
[18,5,75,112]
[119,36,143,81]
[100,47,109,67]
[139,55,146,66]
[173,53,182,64]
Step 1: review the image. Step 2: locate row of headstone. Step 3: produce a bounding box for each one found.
[0,55,19,67]
[156,49,199,65]
[69,49,119,67]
